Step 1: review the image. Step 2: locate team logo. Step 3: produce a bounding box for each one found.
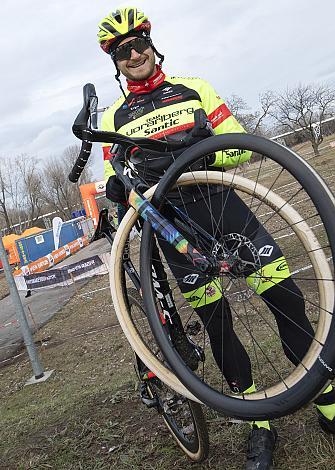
[128,106,145,120]
[46,254,54,265]
[276,261,288,272]
[258,245,274,257]
[183,273,199,285]
[21,266,30,275]
[205,285,217,297]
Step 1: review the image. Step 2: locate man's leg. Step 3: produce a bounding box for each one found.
[157,194,277,469]
[314,384,335,433]
[247,226,335,436]
[181,276,277,470]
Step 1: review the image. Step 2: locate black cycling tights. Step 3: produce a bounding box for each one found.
[194,277,314,392]
[157,190,315,393]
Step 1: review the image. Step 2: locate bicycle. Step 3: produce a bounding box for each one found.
[72,88,209,462]
[70,83,335,422]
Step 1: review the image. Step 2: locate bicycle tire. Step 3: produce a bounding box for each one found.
[139,133,335,420]
[127,288,209,462]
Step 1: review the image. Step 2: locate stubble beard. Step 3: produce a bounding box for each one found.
[119,54,156,81]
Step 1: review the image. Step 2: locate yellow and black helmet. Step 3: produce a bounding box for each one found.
[98,7,151,54]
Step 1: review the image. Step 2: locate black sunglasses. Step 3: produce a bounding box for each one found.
[112,37,151,62]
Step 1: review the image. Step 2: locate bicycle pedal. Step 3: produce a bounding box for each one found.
[139,383,159,409]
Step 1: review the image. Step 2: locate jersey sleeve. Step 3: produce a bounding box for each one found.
[101,108,116,180]
[197,79,252,169]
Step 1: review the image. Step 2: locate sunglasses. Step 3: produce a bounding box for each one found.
[112,37,151,62]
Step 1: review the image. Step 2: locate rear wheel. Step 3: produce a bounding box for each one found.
[139,134,335,420]
[127,289,209,462]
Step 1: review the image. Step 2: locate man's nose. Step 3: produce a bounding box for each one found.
[130,48,142,60]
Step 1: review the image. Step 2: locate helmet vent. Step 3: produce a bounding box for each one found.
[112,10,122,23]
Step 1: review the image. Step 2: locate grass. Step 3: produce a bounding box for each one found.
[1,140,335,469]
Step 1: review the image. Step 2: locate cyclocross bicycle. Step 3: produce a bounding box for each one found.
[70,83,335,422]
[70,86,209,462]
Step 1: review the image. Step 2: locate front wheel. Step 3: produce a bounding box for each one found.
[140,134,335,420]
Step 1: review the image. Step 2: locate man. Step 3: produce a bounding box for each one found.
[97,7,335,469]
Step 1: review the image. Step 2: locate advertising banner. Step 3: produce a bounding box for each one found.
[25,269,71,289]
[52,217,63,250]
[18,254,108,291]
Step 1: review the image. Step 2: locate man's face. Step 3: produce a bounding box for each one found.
[115,36,156,81]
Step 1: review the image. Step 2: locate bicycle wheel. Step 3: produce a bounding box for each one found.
[139,133,335,420]
[127,288,209,462]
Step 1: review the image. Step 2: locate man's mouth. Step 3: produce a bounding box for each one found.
[129,59,146,69]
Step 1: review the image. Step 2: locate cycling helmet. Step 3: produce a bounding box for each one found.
[98,7,151,54]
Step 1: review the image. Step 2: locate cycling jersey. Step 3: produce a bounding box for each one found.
[101,66,252,184]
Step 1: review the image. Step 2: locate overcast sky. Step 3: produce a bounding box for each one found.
[1,0,334,179]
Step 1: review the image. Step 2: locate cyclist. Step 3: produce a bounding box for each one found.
[97,7,335,469]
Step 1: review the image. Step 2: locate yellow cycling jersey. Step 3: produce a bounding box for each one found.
[101,71,252,182]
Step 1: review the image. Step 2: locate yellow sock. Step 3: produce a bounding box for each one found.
[243,383,271,430]
[252,420,271,430]
[317,385,335,421]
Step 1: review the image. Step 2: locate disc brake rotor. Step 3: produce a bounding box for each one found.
[216,233,261,302]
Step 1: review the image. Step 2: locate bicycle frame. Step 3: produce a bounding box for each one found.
[131,189,214,268]
[94,206,186,328]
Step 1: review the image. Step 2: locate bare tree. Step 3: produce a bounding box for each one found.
[0,145,94,232]
[253,91,277,135]
[225,94,249,118]
[226,92,275,135]
[0,156,24,231]
[272,83,335,155]
[0,164,12,231]
[16,155,44,226]
[42,145,92,219]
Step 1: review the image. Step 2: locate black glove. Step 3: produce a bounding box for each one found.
[106,175,127,203]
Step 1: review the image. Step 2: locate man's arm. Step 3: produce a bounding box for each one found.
[196,79,252,169]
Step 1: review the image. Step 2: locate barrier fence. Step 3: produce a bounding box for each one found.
[14,253,110,292]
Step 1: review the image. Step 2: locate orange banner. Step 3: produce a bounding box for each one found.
[13,236,88,276]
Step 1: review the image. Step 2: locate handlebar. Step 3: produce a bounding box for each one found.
[68,83,96,183]
[68,141,92,183]
[69,83,213,184]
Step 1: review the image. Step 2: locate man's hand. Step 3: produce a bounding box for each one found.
[106,175,127,203]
